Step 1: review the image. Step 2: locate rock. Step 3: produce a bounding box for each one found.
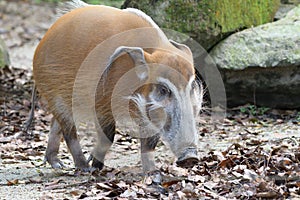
[210,6,300,109]
[210,6,300,70]
[220,66,300,109]
[274,4,295,20]
[122,0,280,50]
[0,38,10,68]
[275,0,300,20]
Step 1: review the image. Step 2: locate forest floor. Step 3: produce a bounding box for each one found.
[0,1,300,199]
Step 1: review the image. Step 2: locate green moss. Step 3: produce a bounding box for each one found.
[211,0,280,32]
[164,0,280,34]
[122,0,281,49]
[165,1,212,33]
[84,0,124,7]
[0,39,9,68]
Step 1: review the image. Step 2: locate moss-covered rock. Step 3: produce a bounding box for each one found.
[122,0,280,50]
[210,6,300,70]
[210,6,300,109]
[0,38,10,68]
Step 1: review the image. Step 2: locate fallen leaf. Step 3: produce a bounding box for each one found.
[28,177,43,183]
[243,169,258,181]
[7,179,19,186]
[256,191,279,198]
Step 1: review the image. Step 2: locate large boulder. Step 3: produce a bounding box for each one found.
[0,38,10,68]
[122,0,280,50]
[275,0,300,19]
[210,6,300,109]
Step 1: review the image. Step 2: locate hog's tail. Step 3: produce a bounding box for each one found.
[23,84,37,132]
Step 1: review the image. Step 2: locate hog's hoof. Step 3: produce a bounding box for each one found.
[176,157,199,168]
[75,163,91,173]
[44,156,65,169]
[176,149,199,168]
[91,158,104,170]
[145,170,162,185]
[143,171,168,195]
[87,154,104,170]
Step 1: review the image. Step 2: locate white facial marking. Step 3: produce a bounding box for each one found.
[127,75,203,157]
[127,94,161,135]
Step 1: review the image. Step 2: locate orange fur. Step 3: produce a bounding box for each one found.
[33,5,194,132]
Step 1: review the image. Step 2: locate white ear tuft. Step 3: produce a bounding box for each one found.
[169,39,193,60]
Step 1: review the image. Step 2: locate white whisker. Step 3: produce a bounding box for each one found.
[146,101,164,111]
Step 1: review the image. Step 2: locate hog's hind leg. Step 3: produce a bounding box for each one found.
[44,117,65,168]
[63,125,89,171]
[45,117,89,171]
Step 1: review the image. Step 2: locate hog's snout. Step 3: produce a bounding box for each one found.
[176,148,199,168]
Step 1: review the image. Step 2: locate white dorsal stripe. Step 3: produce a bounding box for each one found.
[124,8,160,29]
[124,8,170,42]
[56,0,89,17]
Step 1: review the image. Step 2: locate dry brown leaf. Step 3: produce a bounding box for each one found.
[69,189,82,197]
[44,179,62,187]
[218,156,237,169]
[256,191,279,198]
[95,182,113,190]
[162,180,181,188]
[28,177,43,183]
[7,179,19,186]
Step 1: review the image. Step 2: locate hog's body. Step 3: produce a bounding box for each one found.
[33,0,203,173]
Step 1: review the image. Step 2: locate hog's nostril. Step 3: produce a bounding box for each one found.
[176,157,199,168]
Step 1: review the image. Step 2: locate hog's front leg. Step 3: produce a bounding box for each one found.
[140,135,161,184]
[91,123,116,170]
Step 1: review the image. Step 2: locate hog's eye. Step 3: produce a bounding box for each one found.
[158,85,171,97]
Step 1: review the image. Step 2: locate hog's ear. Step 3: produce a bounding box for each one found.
[107,46,149,80]
[169,40,193,59]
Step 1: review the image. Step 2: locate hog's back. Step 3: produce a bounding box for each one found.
[33,5,154,124]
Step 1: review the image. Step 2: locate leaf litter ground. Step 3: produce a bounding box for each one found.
[0,1,300,199]
[1,65,299,199]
